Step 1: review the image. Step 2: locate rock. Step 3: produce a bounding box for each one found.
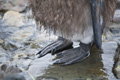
[2,40,21,51]
[10,26,36,41]
[0,39,3,44]
[103,22,120,45]
[0,0,29,12]
[14,49,37,59]
[36,76,58,80]
[2,11,27,27]
[12,58,32,70]
[25,49,38,59]
[22,8,33,19]
[0,71,4,79]
[113,45,120,79]
[2,26,36,51]
[0,46,9,63]
[13,53,28,60]
[86,78,92,80]
[115,65,120,78]
[31,43,40,49]
[113,10,120,23]
[11,49,38,70]
[1,64,7,72]
[5,66,22,73]
[0,12,4,19]
[3,74,26,80]
[0,14,2,19]
[0,63,27,80]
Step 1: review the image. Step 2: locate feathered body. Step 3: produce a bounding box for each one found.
[30,0,116,44]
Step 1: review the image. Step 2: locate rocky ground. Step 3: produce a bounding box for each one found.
[0,0,120,80]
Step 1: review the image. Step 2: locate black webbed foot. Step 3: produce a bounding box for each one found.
[37,37,73,58]
[54,43,91,65]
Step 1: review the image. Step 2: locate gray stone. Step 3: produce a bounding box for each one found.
[113,10,120,23]
[3,74,26,80]
[0,0,29,12]
[0,71,4,79]
[2,11,28,27]
[36,76,58,80]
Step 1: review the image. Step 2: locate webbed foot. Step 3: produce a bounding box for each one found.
[54,43,90,65]
[37,37,73,58]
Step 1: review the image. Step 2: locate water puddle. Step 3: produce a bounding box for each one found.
[28,41,119,80]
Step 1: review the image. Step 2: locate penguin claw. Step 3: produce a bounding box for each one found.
[37,37,73,58]
[36,51,42,55]
[54,59,64,64]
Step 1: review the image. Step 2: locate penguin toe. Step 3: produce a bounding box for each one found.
[54,47,90,65]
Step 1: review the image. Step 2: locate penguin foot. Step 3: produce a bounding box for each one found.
[37,37,73,58]
[54,43,90,65]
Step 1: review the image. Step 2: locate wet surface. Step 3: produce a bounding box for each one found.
[28,42,118,80]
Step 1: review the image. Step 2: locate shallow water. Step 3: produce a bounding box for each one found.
[28,42,118,80]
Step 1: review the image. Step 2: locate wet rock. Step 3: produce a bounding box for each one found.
[12,59,32,70]
[11,49,38,70]
[86,78,92,80]
[22,8,33,19]
[14,53,28,60]
[0,39,3,44]
[1,64,7,72]
[0,63,24,79]
[0,25,18,40]
[36,76,58,80]
[0,14,2,19]
[0,62,27,80]
[3,74,26,80]
[10,26,36,41]
[0,0,29,12]
[113,45,120,79]
[3,41,19,51]
[14,49,37,59]
[113,10,120,23]
[25,49,38,59]
[1,25,36,51]
[0,63,27,80]
[0,46,10,63]
[0,71,4,79]
[31,43,40,49]
[114,65,120,78]
[2,11,28,27]
[0,12,4,19]
[103,23,120,45]
[5,66,22,73]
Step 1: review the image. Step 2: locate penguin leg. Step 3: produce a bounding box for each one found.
[37,37,73,58]
[54,42,91,65]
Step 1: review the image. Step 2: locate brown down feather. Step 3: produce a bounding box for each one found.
[30,0,117,40]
